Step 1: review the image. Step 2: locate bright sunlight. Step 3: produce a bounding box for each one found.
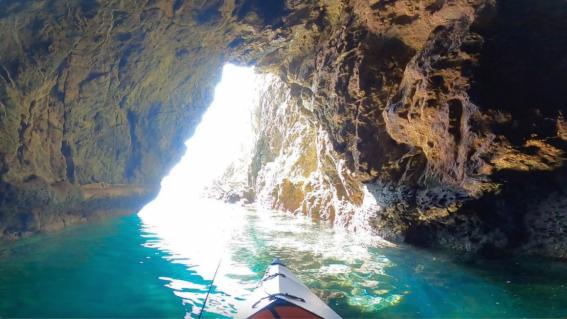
[140,64,260,209]
[138,64,261,280]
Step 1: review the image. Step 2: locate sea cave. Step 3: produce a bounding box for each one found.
[0,0,567,318]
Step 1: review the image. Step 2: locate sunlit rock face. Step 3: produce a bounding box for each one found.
[235,0,567,258]
[1,0,567,258]
[248,77,367,227]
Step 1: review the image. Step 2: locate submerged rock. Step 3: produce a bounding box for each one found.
[1,0,567,258]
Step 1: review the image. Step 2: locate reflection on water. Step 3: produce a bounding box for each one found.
[0,207,567,318]
[136,63,261,317]
[139,199,403,318]
[138,201,567,318]
[140,199,252,318]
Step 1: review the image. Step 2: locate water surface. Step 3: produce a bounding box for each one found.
[0,202,566,318]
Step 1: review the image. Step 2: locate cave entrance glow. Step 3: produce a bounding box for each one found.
[138,64,261,278]
[141,64,259,205]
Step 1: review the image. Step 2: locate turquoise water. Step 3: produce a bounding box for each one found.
[0,202,567,318]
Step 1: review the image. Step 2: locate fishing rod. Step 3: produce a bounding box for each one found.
[197,203,241,318]
[197,256,223,319]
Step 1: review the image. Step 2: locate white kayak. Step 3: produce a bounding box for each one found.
[237,258,342,319]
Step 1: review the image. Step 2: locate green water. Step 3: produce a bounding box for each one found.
[0,202,566,318]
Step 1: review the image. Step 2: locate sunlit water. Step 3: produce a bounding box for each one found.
[1,64,566,318]
[1,208,567,318]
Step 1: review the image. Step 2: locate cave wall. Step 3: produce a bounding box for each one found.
[242,0,567,258]
[304,0,567,258]
[0,0,319,237]
[1,0,566,258]
[246,75,367,227]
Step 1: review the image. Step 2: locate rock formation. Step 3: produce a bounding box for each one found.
[1,0,566,258]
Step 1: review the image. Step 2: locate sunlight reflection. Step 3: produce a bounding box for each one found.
[136,64,403,318]
[138,64,262,315]
[139,64,259,207]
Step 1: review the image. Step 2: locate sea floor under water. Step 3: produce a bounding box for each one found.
[0,201,566,318]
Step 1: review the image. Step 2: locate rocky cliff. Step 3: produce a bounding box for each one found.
[1,0,566,258]
[0,0,294,237]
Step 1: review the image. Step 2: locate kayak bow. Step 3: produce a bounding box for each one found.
[237,258,342,319]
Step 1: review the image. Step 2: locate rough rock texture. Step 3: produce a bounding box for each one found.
[0,0,306,237]
[247,76,365,225]
[234,0,567,258]
[1,0,567,258]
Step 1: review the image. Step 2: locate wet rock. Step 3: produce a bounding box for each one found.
[1,0,567,259]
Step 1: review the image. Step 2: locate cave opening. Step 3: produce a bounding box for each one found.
[138,63,260,219]
[136,63,262,284]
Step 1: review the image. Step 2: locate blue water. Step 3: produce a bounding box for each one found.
[0,203,566,318]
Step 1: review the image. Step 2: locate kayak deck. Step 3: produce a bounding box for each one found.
[246,299,321,319]
[237,259,342,319]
